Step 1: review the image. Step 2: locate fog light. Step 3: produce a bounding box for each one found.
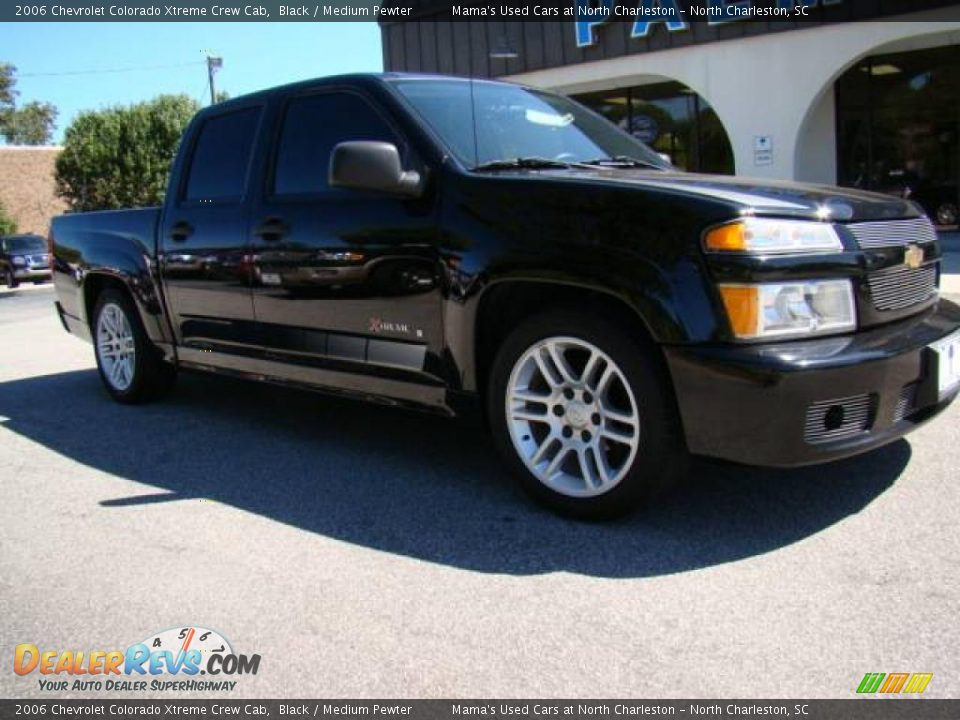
[823,405,845,431]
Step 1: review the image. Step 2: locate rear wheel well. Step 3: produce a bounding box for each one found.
[84,274,131,329]
[474,281,663,397]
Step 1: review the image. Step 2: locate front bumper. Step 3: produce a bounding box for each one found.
[12,267,51,280]
[665,299,960,467]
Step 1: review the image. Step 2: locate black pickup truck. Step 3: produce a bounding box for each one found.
[51,73,960,518]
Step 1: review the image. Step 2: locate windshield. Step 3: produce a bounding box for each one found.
[390,79,669,171]
[3,235,46,254]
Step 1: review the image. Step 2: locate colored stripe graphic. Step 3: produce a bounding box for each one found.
[857,672,933,694]
[903,673,933,694]
[879,673,909,693]
[857,673,885,694]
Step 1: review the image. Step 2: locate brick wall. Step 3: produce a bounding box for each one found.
[0,146,68,236]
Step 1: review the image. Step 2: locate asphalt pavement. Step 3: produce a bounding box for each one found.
[1,285,959,699]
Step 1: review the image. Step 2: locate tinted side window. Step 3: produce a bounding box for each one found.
[184,107,261,202]
[274,93,400,196]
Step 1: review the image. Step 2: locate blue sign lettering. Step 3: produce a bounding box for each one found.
[779,0,843,8]
[575,0,845,45]
[707,0,750,24]
[631,0,687,37]
[574,0,615,48]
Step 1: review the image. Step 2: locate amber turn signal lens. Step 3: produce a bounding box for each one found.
[719,286,759,338]
[704,222,747,252]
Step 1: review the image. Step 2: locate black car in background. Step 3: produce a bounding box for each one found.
[1,234,52,288]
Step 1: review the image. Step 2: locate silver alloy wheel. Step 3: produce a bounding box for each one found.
[505,336,640,498]
[96,303,136,392]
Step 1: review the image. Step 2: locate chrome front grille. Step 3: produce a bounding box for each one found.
[28,254,50,267]
[867,263,938,311]
[804,394,874,444]
[847,217,937,249]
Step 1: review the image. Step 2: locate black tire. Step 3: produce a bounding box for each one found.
[92,288,176,404]
[5,268,18,289]
[488,309,687,520]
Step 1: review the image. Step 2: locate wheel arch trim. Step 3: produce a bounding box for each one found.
[451,272,683,394]
[80,267,175,361]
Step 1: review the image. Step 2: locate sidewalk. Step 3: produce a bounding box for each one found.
[0,281,52,296]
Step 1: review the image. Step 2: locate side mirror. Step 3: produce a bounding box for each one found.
[329,141,423,198]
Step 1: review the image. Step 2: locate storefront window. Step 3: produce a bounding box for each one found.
[573,82,734,175]
[836,45,960,228]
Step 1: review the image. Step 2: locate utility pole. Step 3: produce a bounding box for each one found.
[206,54,223,105]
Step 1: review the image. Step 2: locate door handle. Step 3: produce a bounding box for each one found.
[254,218,289,240]
[169,221,194,242]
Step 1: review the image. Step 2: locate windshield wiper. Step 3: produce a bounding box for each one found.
[582,155,664,169]
[472,157,577,172]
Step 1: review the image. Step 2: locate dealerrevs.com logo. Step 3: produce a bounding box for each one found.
[14,626,261,693]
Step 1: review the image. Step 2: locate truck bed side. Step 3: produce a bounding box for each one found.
[51,207,174,356]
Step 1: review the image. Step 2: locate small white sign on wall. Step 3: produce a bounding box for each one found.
[754,135,774,166]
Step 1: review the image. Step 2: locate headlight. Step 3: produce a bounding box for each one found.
[719,279,856,340]
[12,256,26,267]
[704,218,843,254]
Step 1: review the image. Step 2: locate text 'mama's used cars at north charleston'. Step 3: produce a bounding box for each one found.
[49,74,960,518]
[2,233,52,288]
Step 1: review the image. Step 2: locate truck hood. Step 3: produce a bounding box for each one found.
[514,167,922,223]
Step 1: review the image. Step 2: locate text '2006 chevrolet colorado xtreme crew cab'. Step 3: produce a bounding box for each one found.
[51,74,960,518]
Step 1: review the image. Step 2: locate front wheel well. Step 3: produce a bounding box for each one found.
[474,281,663,398]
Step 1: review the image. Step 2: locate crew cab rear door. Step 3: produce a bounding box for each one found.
[247,88,443,385]
[158,103,264,353]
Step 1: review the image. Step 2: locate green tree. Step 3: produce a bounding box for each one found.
[0,63,58,145]
[3,100,57,145]
[55,95,200,212]
[0,63,16,116]
[0,200,16,236]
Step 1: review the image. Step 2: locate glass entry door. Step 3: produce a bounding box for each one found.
[837,45,960,228]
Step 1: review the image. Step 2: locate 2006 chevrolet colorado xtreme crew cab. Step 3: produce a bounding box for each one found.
[51,74,960,517]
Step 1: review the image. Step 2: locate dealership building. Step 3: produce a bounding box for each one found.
[381,1,960,225]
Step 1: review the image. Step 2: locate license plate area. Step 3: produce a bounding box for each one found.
[930,329,960,398]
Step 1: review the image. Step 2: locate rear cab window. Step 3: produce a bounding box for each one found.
[183,107,262,203]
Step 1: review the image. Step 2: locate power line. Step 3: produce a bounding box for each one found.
[18,61,206,78]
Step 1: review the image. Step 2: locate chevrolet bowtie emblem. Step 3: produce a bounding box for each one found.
[904,244,924,270]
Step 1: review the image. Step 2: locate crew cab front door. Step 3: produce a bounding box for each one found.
[159,104,263,355]
[247,89,443,389]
